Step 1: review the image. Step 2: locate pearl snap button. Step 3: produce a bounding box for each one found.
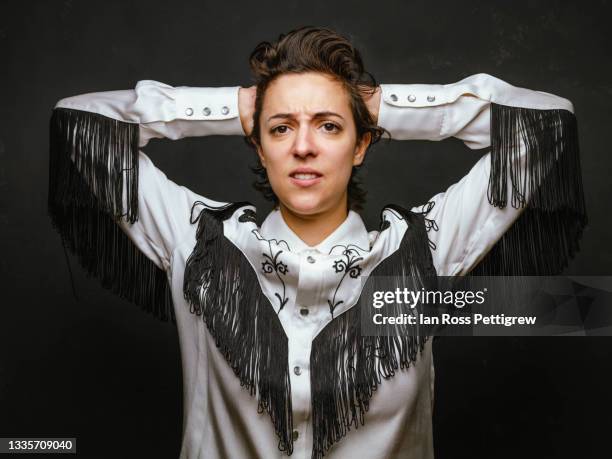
[203,107,211,116]
[390,93,398,102]
[293,366,302,376]
[299,308,309,316]
[407,94,416,102]
[427,95,436,102]
[221,106,229,115]
[292,430,299,441]
[306,256,315,264]
[185,107,194,116]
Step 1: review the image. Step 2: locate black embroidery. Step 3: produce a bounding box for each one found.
[378,205,405,233]
[413,200,438,251]
[261,248,290,312]
[252,229,291,313]
[327,245,365,317]
[239,208,257,223]
[190,200,254,223]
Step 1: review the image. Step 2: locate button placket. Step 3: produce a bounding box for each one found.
[294,251,320,326]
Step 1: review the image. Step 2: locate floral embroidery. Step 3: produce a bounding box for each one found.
[327,245,365,317]
[252,229,291,313]
[262,253,288,276]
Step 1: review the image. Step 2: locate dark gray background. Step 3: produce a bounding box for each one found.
[1,0,610,458]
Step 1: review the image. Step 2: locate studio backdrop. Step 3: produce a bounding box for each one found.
[1,1,610,458]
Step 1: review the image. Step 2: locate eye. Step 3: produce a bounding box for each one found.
[321,122,340,133]
[271,125,290,135]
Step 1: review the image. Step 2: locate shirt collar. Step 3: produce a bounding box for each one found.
[260,207,371,255]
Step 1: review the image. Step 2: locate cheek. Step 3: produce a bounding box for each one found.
[259,143,288,188]
[324,142,356,181]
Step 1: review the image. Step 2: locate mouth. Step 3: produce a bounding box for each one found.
[289,169,323,187]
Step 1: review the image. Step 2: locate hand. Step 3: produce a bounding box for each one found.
[238,86,256,136]
[362,85,381,125]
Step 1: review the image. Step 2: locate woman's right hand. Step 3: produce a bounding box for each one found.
[238,86,257,136]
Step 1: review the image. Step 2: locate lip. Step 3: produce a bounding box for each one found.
[288,167,323,188]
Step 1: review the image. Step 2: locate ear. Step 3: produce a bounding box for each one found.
[256,143,267,168]
[352,132,371,166]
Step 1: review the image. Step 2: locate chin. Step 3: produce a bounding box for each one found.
[283,194,326,216]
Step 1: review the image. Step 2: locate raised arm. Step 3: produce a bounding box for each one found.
[374,73,586,277]
[48,80,246,322]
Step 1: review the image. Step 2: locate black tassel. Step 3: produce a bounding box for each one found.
[48,108,175,323]
[309,207,437,459]
[471,103,587,276]
[183,202,294,455]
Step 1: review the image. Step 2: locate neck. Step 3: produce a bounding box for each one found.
[279,198,349,247]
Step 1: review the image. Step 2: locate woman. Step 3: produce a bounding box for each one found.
[48,26,586,459]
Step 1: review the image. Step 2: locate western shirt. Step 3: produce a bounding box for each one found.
[53,74,577,459]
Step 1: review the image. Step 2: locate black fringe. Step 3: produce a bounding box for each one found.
[471,103,587,276]
[183,202,294,455]
[48,108,175,323]
[309,207,437,459]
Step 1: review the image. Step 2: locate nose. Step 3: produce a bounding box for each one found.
[292,125,317,159]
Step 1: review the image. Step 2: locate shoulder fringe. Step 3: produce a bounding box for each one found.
[182,204,437,459]
[310,207,437,459]
[472,103,587,276]
[182,202,294,455]
[48,108,175,323]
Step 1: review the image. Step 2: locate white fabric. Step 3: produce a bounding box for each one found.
[54,74,572,459]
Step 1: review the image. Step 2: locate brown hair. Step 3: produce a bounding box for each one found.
[244,25,387,212]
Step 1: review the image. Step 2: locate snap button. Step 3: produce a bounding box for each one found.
[306,256,315,264]
[299,308,309,316]
[221,106,229,115]
[407,94,416,103]
[293,366,302,376]
[185,107,194,116]
[390,93,398,102]
[427,95,436,102]
[292,430,299,441]
[203,107,211,116]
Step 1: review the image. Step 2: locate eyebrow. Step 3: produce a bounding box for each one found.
[266,111,345,122]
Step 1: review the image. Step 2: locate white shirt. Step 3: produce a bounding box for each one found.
[52,74,578,459]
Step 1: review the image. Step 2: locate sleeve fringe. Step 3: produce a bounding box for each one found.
[470,102,587,276]
[48,108,175,323]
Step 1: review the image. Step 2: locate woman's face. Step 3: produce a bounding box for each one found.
[256,72,369,216]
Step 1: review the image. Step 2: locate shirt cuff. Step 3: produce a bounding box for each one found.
[377,74,574,143]
[134,80,244,136]
[378,83,447,141]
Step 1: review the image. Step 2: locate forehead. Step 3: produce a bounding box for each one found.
[262,72,351,116]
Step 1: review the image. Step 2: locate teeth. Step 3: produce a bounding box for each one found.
[294,173,318,180]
